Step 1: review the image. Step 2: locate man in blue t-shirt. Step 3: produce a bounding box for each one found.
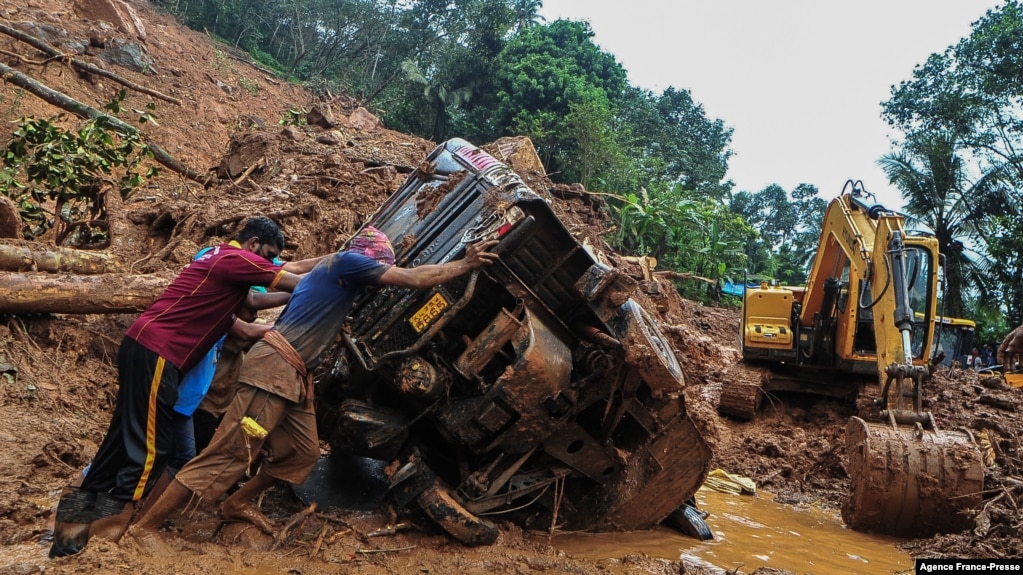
[131,227,499,539]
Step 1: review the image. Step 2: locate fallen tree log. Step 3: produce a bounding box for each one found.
[0,272,171,314]
[654,270,718,286]
[0,244,124,274]
[0,23,181,105]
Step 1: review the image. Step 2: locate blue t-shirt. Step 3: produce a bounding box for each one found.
[174,335,225,416]
[273,252,388,371]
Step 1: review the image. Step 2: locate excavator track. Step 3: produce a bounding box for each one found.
[843,416,984,537]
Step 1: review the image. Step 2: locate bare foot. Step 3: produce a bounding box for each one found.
[123,526,173,557]
[220,501,275,534]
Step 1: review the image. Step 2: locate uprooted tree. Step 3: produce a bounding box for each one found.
[0,93,159,245]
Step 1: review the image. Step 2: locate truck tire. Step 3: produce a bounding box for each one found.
[664,503,714,541]
[417,480,499,546]
[615,298,685,392]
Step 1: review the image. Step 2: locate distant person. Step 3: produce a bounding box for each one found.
[966,348,979,370]
[49,217,325,558]
[128,227,499,545]
[980,344,994,369]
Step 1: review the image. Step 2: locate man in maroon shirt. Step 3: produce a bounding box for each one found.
[49,216,322,558]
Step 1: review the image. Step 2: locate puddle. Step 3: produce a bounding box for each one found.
[553,490,914,574]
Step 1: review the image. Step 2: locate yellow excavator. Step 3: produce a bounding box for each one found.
[720,180,984,538]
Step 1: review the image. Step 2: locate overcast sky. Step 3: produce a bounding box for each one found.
[537,0,1003,209]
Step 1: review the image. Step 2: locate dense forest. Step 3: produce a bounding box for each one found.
[6,0,1023,343]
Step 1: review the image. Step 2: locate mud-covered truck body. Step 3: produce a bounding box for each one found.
[316,138,711,544]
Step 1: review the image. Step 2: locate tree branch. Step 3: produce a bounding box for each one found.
[0,61,212,186]
[0,23,181,106]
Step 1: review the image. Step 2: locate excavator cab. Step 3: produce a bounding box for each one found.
[932,316,976,366]
[852,244,933,359]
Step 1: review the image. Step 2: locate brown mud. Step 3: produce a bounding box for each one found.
[1,1,1021,574]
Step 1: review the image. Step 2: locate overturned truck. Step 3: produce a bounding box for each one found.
[312,138,712,544]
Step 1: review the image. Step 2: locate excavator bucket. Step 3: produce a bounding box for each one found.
[843,416,984,537]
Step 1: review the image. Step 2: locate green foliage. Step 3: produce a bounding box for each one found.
[248,47,285,74]
[882,1,1023,329]
[237,76,260,93]
[0,92,158,241]
[964,298,1013,349]
[980,213,1023,324]
[559,99,637,191]
[279,108,308,126]
[481,20,628,174]
[728,183,824,285]
[617,86,733,198]
[609,186,752,301]
[879,133,1010,319]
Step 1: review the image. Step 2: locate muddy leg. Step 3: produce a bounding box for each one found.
[220,471,277,534]
[49,486,96,558]
[89,492,134,543]
[130,478,193,534]
[133,467,177,522]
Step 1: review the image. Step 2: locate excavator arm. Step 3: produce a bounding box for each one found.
[838,187,984,538]
[734,180,984,537]
[871,227,932,425]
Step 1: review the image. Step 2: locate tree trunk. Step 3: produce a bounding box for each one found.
[0,244,124,274]
[0,273,171,314]
[0,23,181,105]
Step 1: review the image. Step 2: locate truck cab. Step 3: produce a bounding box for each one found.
[314,138,711,544]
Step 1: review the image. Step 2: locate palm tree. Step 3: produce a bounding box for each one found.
[400,60,477,141]
[878,133,1009,318]
[510,0,543,31]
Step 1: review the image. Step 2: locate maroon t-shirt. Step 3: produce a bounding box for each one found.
[126,243,286,372]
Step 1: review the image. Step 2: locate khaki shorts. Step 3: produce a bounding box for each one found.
[175,379,318,500]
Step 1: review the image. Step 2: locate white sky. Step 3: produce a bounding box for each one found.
[537,0,1003,209]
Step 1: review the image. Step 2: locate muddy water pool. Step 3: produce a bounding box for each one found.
[553,489,914,574]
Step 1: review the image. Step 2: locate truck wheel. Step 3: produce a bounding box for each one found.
[417,480,499,546]
[664,503,714,541]
[615,298,685,391]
